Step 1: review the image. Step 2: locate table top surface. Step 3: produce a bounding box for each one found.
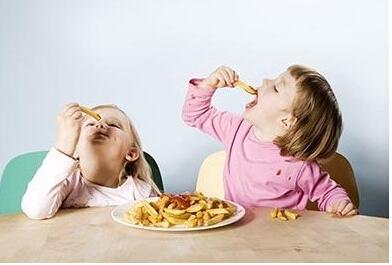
[0,206,388,262]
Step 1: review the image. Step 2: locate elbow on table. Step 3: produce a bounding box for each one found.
[21,199,55,220]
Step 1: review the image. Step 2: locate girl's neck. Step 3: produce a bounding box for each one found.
[78,156,125,188]
[252,126,279,142]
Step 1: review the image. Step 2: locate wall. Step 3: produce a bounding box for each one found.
[0,0,388,217]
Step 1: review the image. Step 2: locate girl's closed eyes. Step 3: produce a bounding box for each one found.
[84,119,123,130]
[106,120,122,129]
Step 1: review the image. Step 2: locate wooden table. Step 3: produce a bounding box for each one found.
[0,207,388,262]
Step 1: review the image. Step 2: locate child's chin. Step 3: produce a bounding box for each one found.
[89,138,109,145]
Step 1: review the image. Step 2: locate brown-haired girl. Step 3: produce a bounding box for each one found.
[182,65,357,216]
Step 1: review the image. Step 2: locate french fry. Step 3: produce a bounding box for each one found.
[162,212,187,225]
[196,211,203,219]
[164,208,186,216]
[185,218,198,228]
[153,220,170,228]
[207,208,230,215]
[80,106,101,121]
[188,214,196,221]
[150,201,160,211]
[135,206,143,220]
[271,208,279,218]
[284,210,299,220]
[277,210,288,221]
[190,196,201,201]
[226,207,236,215]
[159,196,170,210]
[147,215,159,224]
[157,215,163,222]
[235,80,257,95]
[171,213,191,219]
[141,201,158,216]
[203,211,211,221]
[186,203,204,213]
[206,214,225,226]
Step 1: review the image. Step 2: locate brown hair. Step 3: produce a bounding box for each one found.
[273,65,343,161]
[92,104,161,195]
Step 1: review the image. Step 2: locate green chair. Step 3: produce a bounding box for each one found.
[0,151,164,215]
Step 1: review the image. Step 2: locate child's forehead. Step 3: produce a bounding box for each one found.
[277,71,298,106]
[277,70,297,87]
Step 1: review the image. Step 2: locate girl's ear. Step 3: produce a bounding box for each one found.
[280,114,297,130]
[125,147,140,162]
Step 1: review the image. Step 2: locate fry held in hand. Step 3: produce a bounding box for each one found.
[80,106,101,121]
[235,80,257,95]
[124,192,237,228]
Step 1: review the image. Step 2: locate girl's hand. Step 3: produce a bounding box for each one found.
[327,200,358,217]
[200,65,239,89]
[55,103,85,158]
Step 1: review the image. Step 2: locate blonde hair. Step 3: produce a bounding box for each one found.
[273,65,343,161]
[92,104,161,195]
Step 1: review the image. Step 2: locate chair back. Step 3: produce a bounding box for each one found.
[196,151,359,210]
[0,151,164,215]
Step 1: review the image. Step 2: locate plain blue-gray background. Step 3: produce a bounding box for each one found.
[0,0,388,217]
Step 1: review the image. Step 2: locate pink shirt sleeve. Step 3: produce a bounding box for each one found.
[296,161,352,211]
[21,148,77,219]
[182,78,241,145]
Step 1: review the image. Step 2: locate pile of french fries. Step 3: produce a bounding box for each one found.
[123,192,237,228]
[270,208,299,221]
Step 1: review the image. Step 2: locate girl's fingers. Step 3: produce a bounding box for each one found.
[220,69,233,87]
[234,71,239,82]
[225,67,237,85]
[223,68,236,85]
[341,203,354,216]
[71,110,83,120]
[76,115,87,123]
[66,106,82,118]
[346,209,358,216]
[336,201,347,215]
[211,66,238,88]
[326,202,338,213]
[216,75,226,87]
[61,103,79,115]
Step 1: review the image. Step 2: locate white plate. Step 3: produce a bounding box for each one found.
[111,197,246,232]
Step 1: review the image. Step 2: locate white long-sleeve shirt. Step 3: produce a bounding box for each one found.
[21,148,154,219]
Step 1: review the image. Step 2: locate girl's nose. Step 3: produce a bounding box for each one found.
[95,123,105,129]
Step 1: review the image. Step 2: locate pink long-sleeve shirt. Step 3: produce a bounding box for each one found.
[21,148,154,219]
[182,78,351,210]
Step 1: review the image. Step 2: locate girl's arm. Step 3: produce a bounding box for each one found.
[182,66,242,145]
[21,148,77,219]
[296,162,353,213]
